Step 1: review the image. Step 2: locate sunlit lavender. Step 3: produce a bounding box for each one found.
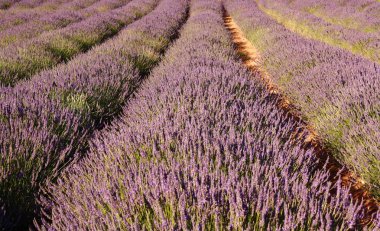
[38,0,379,230]
[0,0,379,230]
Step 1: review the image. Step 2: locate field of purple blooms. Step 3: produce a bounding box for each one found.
[0,0,379,230]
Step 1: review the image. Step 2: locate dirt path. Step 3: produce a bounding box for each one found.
[223,13,379,226]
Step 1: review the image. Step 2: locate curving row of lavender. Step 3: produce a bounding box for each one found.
[0,0,189,229]
[225,0,380,199]
[0,0,152,86]
[255,0,380,63]
[0,0,85,32]
[37,0,379,230]
[0,0,131,48]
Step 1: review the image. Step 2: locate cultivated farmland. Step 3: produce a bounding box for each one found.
[0,0,379,230]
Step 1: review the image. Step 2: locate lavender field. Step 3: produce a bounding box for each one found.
[0,0,379,230]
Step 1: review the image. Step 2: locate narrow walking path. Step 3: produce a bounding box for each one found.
[223,12,379,226]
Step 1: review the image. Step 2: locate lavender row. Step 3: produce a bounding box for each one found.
[224,0,380,197]
[259,0,380,33]
[0,0,146,86]
[3,0,55,9]
[39,0,379,229]
[277,0,380,33]
[0,0,189,229]
[0,0,86,32]
[0,0,86,33]
[0,0,67,10]
[0,0,132,48]
[256,0,380,63]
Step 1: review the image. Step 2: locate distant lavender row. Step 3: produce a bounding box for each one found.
[279,0,380,33]
[0,0,86,32]
[39,0,378,229]
[0,0,85,32]
[256,0,380,63]
[0,0,66,10]
[0,0,131,48]
[0,0,189,229]
[6,0,53,9]
[224,0,380,197]
[0,0,146,86]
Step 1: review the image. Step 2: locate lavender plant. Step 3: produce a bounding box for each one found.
[39,0,379,230]
[224,0,380,199]
[0,0,189,229]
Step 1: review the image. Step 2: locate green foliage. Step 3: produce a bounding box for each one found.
[0,141,45,230]
[97,201,112,215]
[0,35,17,47]
[0,2,11,9]
[162,201,176,226]
[245,27,270,52]
[61,91,90,113]
[136,200,155,230]
[0,46,56,85]
[47,36,81,62]
[130,48,161,76]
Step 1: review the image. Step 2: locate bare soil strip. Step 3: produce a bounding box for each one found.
[223,12,379,225]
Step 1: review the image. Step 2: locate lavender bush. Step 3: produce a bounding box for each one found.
[0,0,154,86]
[0,0,131,48]
[39,0,379,230]
[0,0,189,229]
[225,0,380,199]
